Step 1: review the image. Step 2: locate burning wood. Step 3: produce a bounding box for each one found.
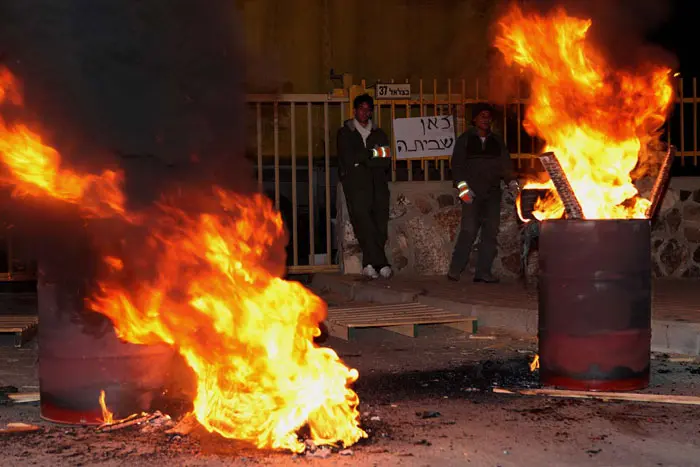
[538,152,584,219]
[0,64,365,452]
[495,6,674,220]
[96,390,172,433]
[97,411,171,433]
[645,145,675,219]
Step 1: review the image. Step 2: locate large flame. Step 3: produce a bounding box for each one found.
[0,67,364,452]
[496,6,674,220]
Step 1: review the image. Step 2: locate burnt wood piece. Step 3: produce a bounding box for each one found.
[645,146,675,219]
[538,152,584,219]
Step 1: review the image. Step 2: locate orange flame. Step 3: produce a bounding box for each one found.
[0,75,130,219]
[99,390,115,425]
[529,354,540,372]
[0,67,364,452]
[495,6,674,220]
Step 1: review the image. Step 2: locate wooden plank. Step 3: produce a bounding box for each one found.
[8,392,40,403]
[382,324,416,338]
[328,306,435,315]
[0,316,38,348]
[443,319,478,334]
[329,312,462,323]
[328,305,452,313]
[494,388,700,406]
[331,303,429,310]
[343,317,475,327]
[326,303,477,340]
[325,320,349,341]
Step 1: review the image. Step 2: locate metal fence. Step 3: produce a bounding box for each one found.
[1,77,697,280]
[246,77,700,274]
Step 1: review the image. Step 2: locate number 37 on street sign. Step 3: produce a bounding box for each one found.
[376,83,411,99]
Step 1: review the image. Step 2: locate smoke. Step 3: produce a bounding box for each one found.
[519,0,677,70]
[0,1,259,301]
[0,0,253,207]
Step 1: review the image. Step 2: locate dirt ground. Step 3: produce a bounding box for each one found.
[1,291,700,466]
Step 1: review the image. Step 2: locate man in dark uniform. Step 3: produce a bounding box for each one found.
[448,103,519,283]
[337,94,393,280]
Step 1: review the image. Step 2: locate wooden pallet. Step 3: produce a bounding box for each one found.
[0,315,38,347]
[326,303,477,340]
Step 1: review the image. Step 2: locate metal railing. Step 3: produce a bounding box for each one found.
[2,77,695,280]
[246,77,700,274]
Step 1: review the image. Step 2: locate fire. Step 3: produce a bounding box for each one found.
[99,390,115,425]
[496,6,674,220]
[529,354,540,372]
[0,67,365,452]
[0,77,129,219]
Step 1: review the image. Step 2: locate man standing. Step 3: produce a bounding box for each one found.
[337,94,393,279]
[448,103,519,283]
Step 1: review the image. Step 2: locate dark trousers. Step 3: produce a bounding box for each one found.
[343,170,390,268]
[449,191,501,276]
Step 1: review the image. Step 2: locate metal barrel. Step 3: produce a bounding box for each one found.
[38,279,176,424]
[538,219,652,391]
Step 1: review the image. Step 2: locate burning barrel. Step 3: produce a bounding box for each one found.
[538,219,652,391]
[39,277,176,424]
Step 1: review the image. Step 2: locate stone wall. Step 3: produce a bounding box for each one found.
[337,181,522,278]
[336,177,700,278]
[648,178,700,277]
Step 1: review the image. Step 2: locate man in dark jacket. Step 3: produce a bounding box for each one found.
[337,94,393,279]
[448,103,519,283]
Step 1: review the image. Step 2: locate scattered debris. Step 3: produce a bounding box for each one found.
[304,440,317,452]
[586,449,602,456]
[672,357,698,363]
[97,411,170,433]
[416,411,441,419]
[140,412,174,433]
[306,447,332,459]
[0,422,41,435]
[414,439,432,446]
[469,335,497,340]
[370,416,381,421]
[339,449,354,456]
[166,413,198,436]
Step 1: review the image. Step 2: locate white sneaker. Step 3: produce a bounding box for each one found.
[362,265,379,279]
[379,266,393,279]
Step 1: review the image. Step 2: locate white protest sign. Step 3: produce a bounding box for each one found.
[393,115,456,159]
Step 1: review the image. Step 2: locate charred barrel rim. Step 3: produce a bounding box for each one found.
[538,218,651,392]
[38,281,175,425]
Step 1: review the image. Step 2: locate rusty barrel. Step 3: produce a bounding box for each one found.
[538,219,652,391]
[39,278,176,424]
